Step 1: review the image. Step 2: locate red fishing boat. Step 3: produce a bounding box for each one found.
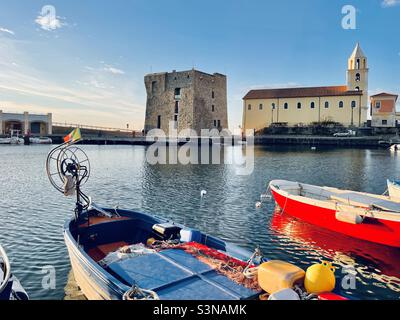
[269,180,400,248]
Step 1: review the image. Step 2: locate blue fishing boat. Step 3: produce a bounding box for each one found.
[0,245,29,300]
[46,130,347,301]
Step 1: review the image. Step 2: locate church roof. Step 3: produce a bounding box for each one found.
[243,85,363,100]
[349,42,366,58]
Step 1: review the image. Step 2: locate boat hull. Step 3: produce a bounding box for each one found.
[64,229,129,300]
[270,185,400,248]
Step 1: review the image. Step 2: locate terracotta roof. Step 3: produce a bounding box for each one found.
[243,86,363,100]
[370,92,398,101]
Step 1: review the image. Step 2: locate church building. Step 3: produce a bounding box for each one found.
[242,43,369,131]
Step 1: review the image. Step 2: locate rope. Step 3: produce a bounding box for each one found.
[123,285,160,300]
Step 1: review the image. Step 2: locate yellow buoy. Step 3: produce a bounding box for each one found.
[304,261,336,294]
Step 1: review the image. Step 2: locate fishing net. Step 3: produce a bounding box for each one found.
[149,241,261,291]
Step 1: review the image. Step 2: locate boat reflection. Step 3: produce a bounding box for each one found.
[270,209,400,294]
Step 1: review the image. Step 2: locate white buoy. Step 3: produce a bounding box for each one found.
[201,190,207,197]
[255,201,262,208]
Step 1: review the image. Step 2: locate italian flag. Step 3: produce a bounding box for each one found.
[64,128,82,143]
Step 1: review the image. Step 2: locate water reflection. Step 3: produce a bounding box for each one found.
[0,144,399,299]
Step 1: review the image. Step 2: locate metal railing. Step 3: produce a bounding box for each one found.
[52,122,141,134]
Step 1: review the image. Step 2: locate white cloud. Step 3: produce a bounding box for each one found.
[382,0,400,7]
[0,27,15,35]
[104,66,125,75]
[35,10,65,31]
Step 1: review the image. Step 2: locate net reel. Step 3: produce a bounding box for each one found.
[46,141,91,218]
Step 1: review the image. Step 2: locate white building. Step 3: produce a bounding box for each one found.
[0,111,52,136]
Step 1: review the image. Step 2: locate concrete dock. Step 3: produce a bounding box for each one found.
[64,271,86,300]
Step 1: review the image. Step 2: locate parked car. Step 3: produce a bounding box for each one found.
[333,130,356,137]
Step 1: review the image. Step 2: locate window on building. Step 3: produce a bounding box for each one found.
[310,102,315,109]
[284,103,288,110]
[325,101,329,108]
[212,91,215,99]
[382,120,388,126]
[351,101,356,109]
[272,103,276,110]
[212,105,215,112]
[375,101,381,109]
[248,104,252,111]
[355,73,361,82]
[174,114,178,122]
[157,115,161,129]
[356,59,360,69]
[213,120,217,127]
[259,104,263,110]
[339,101,344,108]
[175,101,179,114]
[217,120,221,128]
[297,102,301,109]
[174,88,181,96]
[151,81,157,94]
[355,86,360,91]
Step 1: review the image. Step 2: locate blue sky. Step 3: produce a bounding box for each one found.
[0,0,399,130]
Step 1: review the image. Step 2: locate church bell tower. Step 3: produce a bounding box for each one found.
[347,43,369,125]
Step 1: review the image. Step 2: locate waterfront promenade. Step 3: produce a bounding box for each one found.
[48,133,400,147]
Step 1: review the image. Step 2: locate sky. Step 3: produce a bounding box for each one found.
[0,0,399,130]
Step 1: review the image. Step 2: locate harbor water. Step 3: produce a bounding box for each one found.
[0,145,399,300]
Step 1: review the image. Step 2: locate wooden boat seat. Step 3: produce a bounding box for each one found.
[331,192,400,212]
[88,241,129,262]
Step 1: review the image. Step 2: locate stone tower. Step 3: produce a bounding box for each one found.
[347,43,369,125]
[144,69,228,135]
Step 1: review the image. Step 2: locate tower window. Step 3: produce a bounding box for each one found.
[272,103,276,110]
[259,104,263,110]
[248,104,252,111]
[212,105,215,112]
[355,86,360,91]
[217,120,221,127]
[325,102,329,108]
[175,101,179,114]
[355,73,361,82]
[339,101,344,108]
[212,90,215,99]
[351,101,356,108]
[157,115,161,129]
[284,103,288,110]
[174,114,178,122]
[356,59,360,69]
[310,102,315,109]
[151,81,157,94]
[174,88,181,96]
[213,120,217,127]
[297,102,302,109]
[375,101,381,109]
